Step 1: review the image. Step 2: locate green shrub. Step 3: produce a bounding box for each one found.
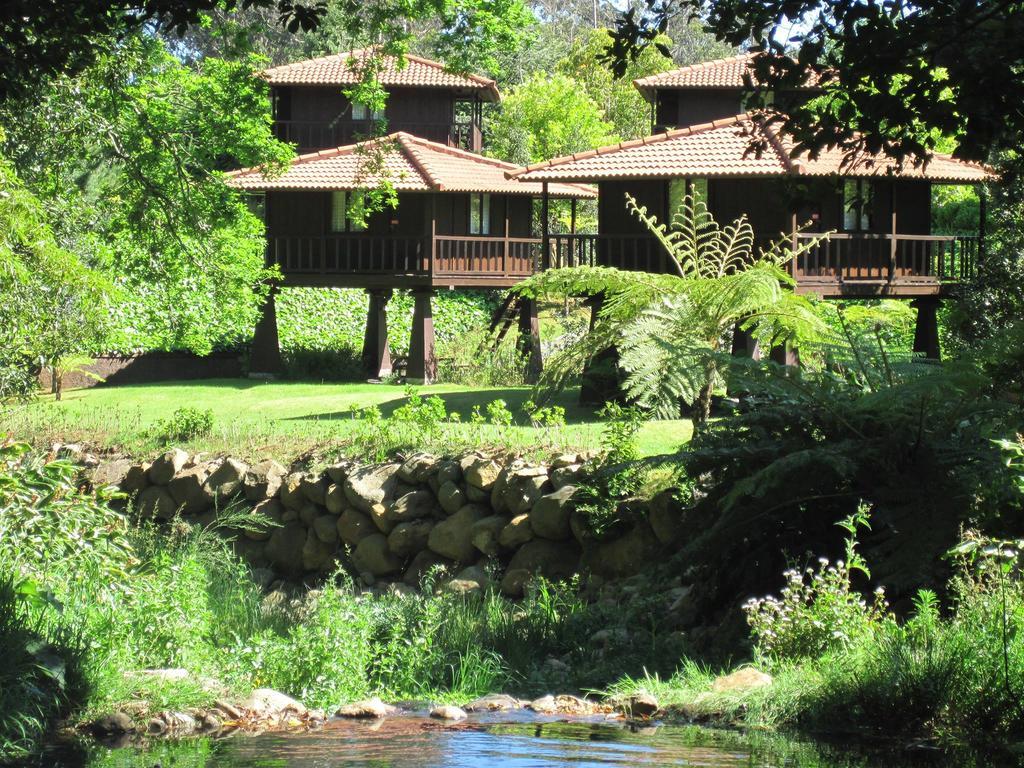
[154,406,214,443]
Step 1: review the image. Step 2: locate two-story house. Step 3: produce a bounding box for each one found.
[230,49,594,382]
[510,55,991,365]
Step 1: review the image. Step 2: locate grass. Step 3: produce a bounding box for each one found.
[3,379,693,461]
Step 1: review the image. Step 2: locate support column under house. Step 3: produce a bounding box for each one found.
[407,289,437,384]
[517,297,543,384]
[361,288,393,380]
[912,297,942,361]
[249,288,283,378]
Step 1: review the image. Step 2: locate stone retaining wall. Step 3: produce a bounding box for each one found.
[89,449,685,594]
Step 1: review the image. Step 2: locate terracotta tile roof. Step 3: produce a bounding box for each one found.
[633,54,821,102]
[225,132,596,198]
[262,48,500,101]
[507,115,992,184]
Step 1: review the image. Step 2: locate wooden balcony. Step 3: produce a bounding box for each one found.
[546,232,979,298]
[269,233,542,288]
[273,120,483,153]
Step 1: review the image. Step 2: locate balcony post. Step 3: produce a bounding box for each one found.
[978,188,987,271]
[504,198,510,277]
[789,211,798,281]
[407,288,437,384]
[911,297,941,361]
[361,288,393,380]
[889,180,897,282]
[542,183,550,270]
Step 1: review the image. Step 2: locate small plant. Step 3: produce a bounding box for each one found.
[485,398,513,427]
[744,507,889,662]
[154,406,214,443]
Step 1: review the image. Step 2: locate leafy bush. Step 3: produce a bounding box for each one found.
[154,407,214,443]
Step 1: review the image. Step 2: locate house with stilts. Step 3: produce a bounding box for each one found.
[229,51,594,382]
[508,56,992,363]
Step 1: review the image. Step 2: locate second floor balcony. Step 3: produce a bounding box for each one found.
[274,119,483,154]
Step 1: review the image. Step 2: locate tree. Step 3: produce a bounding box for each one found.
[0,144,109,401]
[487,72,619,166]
[514,195,826,426]
[557,29,675,140]
[604,0,1024,164]
[2,35,292,355]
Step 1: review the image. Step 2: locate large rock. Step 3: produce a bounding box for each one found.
[529,485,576,540]
[324,483,347,515]
[647,489,686,546]
[299,502,321,526]
[344,463,401,514]
[446,564,489,595]
[498,514,534,548]
[136,485,178,520]
[471,515,508,556]
[302,528,337,571]
[121,463,151,494]
[368,503,394,534]
[711,668,773,693]
[428,504,488,562]
[463,457,501,491]
[387,520,434,558]
[550,464,583,490]
[435,460,462,485]
[242,689,306,717]
[398,452,438,483]
[264,522,308,576]
[500,470,550,515]
[324,461,353,485]
[91,459,134,491]
[167,464,214,515]
[148,448,188,485]
[437,481,465,515]
[403,550,452,587]
[312,514,339,544]
[204,458,248,502]
[278,472,306,511]
[242,459,287,502]
[300,473,329,506]
[429,705,467,721]
[337,508,376,547]
[245,498,284,541]
[386,490,438,524]
[505,539,580,583]
[352,533,403,576]
[464,693,521,712]
[581,522,660,579]
[336,697,396,718]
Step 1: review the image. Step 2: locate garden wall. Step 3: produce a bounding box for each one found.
[87,449,686,594]
[38,351,244,391]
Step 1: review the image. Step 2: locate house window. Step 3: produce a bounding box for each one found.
[843,179,874,231]
[330,190,366,232]
[469,193,491,235]
[668,177,708,216]
[245,192,265,221]
[351,101,385,121]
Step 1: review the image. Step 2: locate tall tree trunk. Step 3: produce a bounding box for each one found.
[694,358,717,430]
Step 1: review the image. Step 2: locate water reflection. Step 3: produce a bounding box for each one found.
[39,714,997,768]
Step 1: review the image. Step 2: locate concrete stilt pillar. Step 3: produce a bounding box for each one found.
[769,343,800,367]
[730,323,762,360]
[249,288,282,378]
[361,288,393,379]
[579,293,624,406]
[912,297,941,361]
[407,289,437,384]
[517,297,543,384]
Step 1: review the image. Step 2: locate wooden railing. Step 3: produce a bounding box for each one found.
[271,235,430,275]
[433,235,540,278]
[795,233,979,284]
[273,120,482,151]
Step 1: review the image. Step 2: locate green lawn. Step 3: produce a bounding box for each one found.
[5,379,692,463]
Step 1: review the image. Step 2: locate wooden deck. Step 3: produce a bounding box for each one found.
[547,232,979,298]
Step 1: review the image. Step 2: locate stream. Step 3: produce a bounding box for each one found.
[37,710,996,768]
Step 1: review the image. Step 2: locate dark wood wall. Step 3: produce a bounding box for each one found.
[598,180,666,235]
[275,85,456,127]
[654,88,818,130]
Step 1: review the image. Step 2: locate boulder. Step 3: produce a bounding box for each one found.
[429,705,467,721]
[135,486,178,520]
[386,490,438,524]
[121,463,151,494]
[551,453,579,469]
[506,539,580,583]
[264,522,308,576]
[243,459,287,502]
[398,452,438,483]
[471,515,508,556]
[550,464,583,490]
[167,464,214,515]
[464,484,490,503]
[300,473,329,506]
[502,474,550,516]
[335,697,396,718]
[344,463,400,514]
[244,498,284,541]
[242,689,306,717]
[352,533,403,577]
[529,485,576,540]
[324,483,347,515]
[337,508,376,547]
[302,528,337,572]
[387,520,435,558]
[148,448,189,485]
[233,537,268,566]
[324,461,354,484]
[312,514,339,544]
[437,481,465,515]
[299,502,321,526]
[499,514,535,548]
[581,522,660,579]
[711,667,773,693]
[403,550,452,588]
[278,472,306,511]
[89,459,133,490]
[463,694,521,712]
[499,569,533,598]
[204,458,248,502]
[427,504,488,562]
[624,693,659,718]
[88,712,134,736]
[435,460,462,485]
[463,457,501,490]
[369,503,394,534]
[647,489,686,546]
